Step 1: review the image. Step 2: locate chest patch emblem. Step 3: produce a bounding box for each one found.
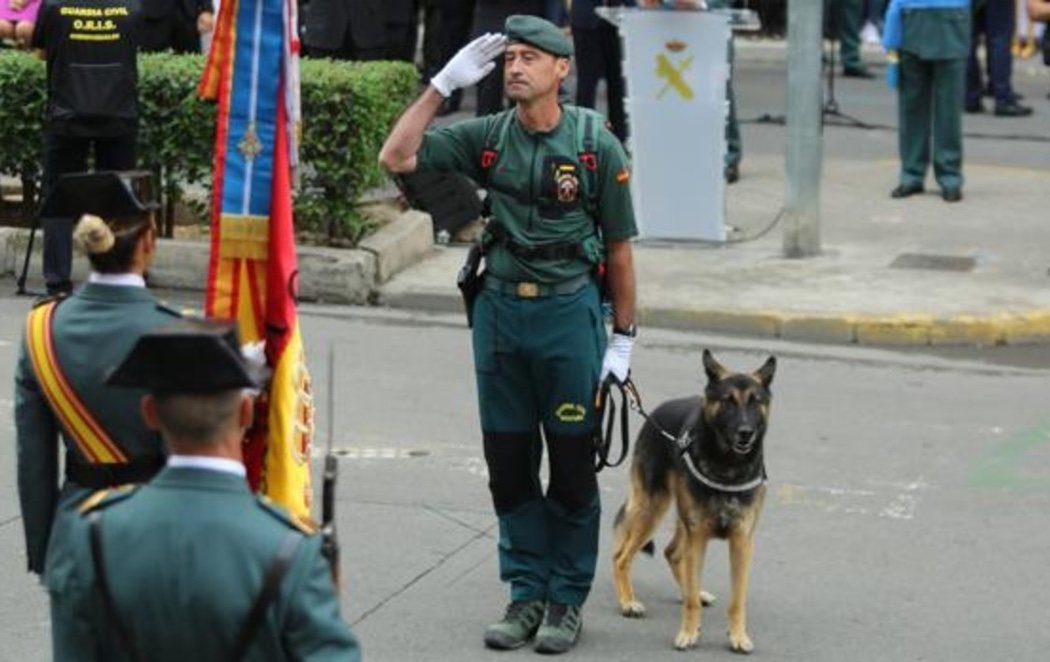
[555,164,580,203]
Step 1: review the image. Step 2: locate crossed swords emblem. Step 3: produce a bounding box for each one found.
[656,53,695,100]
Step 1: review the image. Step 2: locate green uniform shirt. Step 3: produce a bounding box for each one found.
[900,8,970,60]
[417,105,638,284]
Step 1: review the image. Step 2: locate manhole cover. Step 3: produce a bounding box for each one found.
[889,253,976,272]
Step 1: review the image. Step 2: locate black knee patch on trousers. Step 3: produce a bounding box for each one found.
[483,432,541,514]
[546,433,599,513]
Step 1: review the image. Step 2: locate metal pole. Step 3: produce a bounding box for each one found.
[783,0,824,257]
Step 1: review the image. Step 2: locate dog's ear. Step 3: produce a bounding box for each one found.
[702,349,728,383]
[753,356,776,389]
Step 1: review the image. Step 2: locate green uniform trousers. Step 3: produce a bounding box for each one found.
[472,280,606,606]
[709,0,741,169]
[726,37,741,169]
[897,52,966,191]
[835,0,866,71]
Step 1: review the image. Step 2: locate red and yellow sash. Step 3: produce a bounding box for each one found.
[25,303,129,464]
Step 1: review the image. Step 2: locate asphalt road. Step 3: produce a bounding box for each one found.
[2,287,1049,661]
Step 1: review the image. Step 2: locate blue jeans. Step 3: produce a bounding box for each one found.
[966,0,1016,106]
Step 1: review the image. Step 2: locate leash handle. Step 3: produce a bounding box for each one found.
[593,375,632,472]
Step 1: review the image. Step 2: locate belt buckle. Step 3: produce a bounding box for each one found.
[516,282,540,298]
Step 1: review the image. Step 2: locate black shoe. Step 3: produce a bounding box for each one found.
[984,88,1024,101]
[45,280,73,296]
[890,183,924,199]
[724,164,740,184]
[964,101,984,114]
[994,101,1033,117]
[941,188,962,203]
[842,66,875,79]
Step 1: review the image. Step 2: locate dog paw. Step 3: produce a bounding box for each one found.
[729,632,754,654]
[674,629,700,650]
[700,590,716,607]
[620,600,646,618]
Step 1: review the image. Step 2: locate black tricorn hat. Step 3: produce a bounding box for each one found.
[105,319,268,393]
[38,170,159,219]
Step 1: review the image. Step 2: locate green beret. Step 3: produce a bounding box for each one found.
[505,14,573,58]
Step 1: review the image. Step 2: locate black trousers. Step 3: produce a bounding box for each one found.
[573,22,627,142]
[434,0,475,109]
[41,131,137,291]
[140,17,201,54]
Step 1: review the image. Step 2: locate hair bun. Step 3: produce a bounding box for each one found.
[73,214,115,255]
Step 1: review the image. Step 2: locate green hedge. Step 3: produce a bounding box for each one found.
[0,51,418,244]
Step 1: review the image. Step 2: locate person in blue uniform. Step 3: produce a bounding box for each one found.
[883,0,971,202]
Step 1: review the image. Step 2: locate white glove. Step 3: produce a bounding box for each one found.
[430,33,507,98]
[599,332,634,385]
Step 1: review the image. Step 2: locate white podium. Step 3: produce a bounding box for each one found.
[599,8,752,241]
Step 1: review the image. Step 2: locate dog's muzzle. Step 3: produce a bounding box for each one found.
[732,428,757,454]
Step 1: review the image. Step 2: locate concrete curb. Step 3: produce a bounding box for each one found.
[0,209,434,305]
[380,286,1050,346]
[641,308,1050,347]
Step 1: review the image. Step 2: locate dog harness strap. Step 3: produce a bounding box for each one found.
[680,453,767,493]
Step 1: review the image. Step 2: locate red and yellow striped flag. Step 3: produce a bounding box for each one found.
[200,0,312,518]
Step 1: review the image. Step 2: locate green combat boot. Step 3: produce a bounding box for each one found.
[483,600,546,650]
[534,603,583,655]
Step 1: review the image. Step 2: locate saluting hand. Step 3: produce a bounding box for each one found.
[430,33,507,98]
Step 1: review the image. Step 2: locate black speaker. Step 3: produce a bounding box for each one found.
[397,171,483,237]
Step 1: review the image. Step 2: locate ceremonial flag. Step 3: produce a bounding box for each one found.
[200,0,312,518]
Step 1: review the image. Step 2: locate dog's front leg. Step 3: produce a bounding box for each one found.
[727,530,755,654]
[673,529,708,650]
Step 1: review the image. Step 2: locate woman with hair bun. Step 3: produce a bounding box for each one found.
[14,172,186,599]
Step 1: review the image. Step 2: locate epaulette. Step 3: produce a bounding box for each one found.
[156,302,199,318]
[257,495,316,535]
[78,484,140,515]
[32,292,68,309]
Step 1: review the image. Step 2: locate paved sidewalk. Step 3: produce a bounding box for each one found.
[381,153,1050,346]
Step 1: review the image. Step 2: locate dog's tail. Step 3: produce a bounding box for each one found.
[614,503,656,556]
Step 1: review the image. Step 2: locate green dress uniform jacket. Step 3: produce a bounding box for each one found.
[51,466,361,661]
[15,283,180,576]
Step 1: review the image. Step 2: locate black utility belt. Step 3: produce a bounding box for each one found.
[483,273,592,299]
[66,456,165,489]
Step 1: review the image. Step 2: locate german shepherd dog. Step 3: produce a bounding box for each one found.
[612,350,775,653]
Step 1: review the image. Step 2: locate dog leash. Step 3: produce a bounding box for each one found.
[593,374,677,472]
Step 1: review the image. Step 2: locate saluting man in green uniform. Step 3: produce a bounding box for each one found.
[51,320,361,661]
[15,172,178,587]
[883,0,971,202]
[380,14,638,655]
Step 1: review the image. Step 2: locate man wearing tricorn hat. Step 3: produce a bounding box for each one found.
[14,172,177,588]
[381,13,638,654]
[50,319,361,660]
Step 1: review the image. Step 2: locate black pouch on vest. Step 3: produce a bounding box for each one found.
[457,243,484,328]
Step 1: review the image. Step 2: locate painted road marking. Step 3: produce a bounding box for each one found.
[972,418,1050,492]
[313,447,430,460]
[778,479,928,520]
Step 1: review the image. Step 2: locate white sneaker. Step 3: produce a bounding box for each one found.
[861,22,881,46]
